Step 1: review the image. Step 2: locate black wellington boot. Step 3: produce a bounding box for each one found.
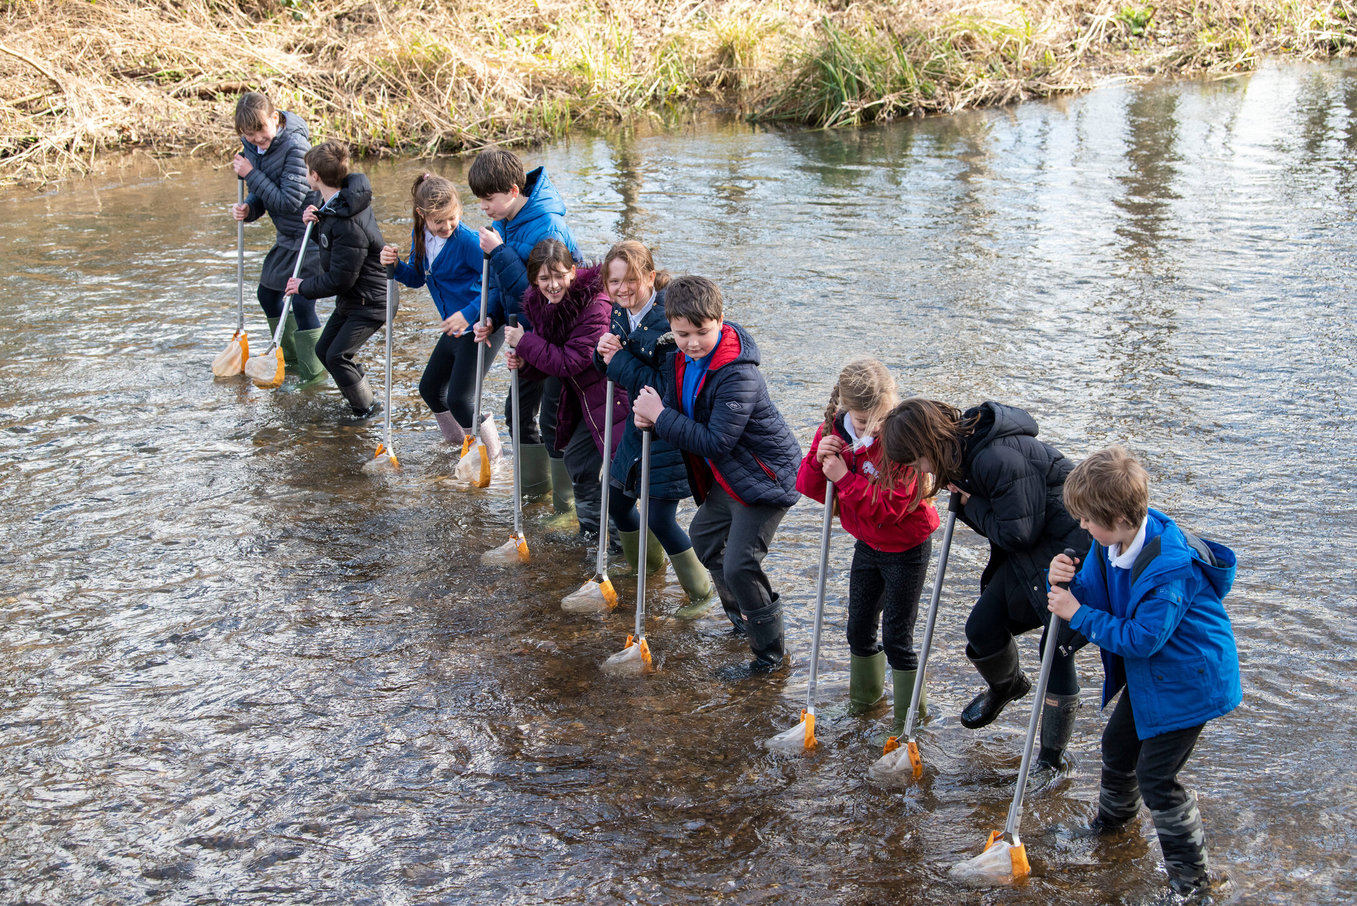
[959,640,1032,729]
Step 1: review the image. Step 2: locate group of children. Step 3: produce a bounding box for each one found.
[229,91,1241,898]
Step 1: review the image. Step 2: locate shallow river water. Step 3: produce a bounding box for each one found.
[2,63,1355,905]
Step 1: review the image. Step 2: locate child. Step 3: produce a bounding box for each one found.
[380,173,502,455]
[632,276,802,675]
[468,149,582,508]
[1048,446,1239,896]
[880,399,1091,777]
[284,141,387,418]
[594,241,715,616]
[795,360,939,732]
[230,91,327,388]
[502,240,626,540]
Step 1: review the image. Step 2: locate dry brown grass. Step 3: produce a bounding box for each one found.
[0,0,1353,185]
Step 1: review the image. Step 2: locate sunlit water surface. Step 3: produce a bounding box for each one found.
[2,62,1355,905]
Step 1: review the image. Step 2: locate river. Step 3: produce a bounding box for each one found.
[1,62,1354,904]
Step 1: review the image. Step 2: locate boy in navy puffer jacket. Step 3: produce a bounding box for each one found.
[230,92,327,388]
[1047,445,1240,898]
[285,141,388,418]
[632,276,802,676]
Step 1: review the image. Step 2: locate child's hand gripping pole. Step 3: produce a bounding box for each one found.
[949,547,1078,886]
[245,219,314,389]
[870,491,962,781]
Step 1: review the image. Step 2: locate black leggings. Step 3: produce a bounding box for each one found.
[965,564,1079,696]
[846,538,931,672]
[257,285,320,330]
[608,493,693,554]
[419,329,504,425]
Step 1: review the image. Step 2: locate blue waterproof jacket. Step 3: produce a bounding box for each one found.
[594,292,690,500]
[238,110,320,288]
[1065,509,1241,739]
[458,167,581,331]
[652,322,801,508]
[392,223,484,320]
[958,402,1090,616]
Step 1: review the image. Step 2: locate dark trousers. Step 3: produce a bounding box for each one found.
[847,538,931,672]
[609,493,692,554]
[561,424,603,534]
[966,564,1079,696]
[315,302,385,390]
[1102,691,1203,812]
[504,375,562,456]
[257,285,319,330]
[420,329,504,426]
[688,485,788,617]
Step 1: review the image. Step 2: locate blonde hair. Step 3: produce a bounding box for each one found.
[602,240,672,292]
[1063,445,1150,530]
[410,173,461,265]
[823,358,898,439]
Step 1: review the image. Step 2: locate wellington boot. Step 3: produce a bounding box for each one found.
[746,597,785,671]
[619,530,643,573]
[959,640,1031,729]
[1087,766,1144,835]
[339,376,377,418]
[848,651,886,713]
[293,327,328,389]
[280,312,301,374]
[433,411,467,446]
[519,443,552,500]
[1027,692,1080,791]
[890,667,927,735]
[549,457,575,514]
[1152,795,1210,896]
[670,546,716,620]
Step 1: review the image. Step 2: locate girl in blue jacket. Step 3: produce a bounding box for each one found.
[594,241,716,617]
[1048,445,1240,898]
[380,174,503,454]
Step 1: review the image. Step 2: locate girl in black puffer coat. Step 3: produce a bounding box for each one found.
[285,141,389,418]
[881,399,1091,780]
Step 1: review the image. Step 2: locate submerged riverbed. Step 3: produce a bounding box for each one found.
[2,63,1355,904]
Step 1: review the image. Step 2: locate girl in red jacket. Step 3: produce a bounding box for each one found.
[796,358,939,735]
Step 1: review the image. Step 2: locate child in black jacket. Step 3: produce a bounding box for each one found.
[285,141,389,418]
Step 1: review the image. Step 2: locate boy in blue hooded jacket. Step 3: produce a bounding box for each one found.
[467,149,582,511]
[1047,445,1240,898]
[632,276,802,675]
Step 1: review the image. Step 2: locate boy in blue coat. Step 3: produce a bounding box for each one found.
[468,149,582,508]
[633,276,802,675]
[1047,445,1240,897]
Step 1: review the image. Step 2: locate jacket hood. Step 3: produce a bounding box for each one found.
[496,166,567,234]
[965,401,1038,456]
[1133,509,1238,599]
[522,263,603,338]
[323,173,374,220]
[707,321,759,372]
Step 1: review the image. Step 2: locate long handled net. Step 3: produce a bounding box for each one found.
[563,379,618,612]
[212,178,249,377]
[482,315,530,566]
[364,265,400,473]
[603,428,655,675]
[245,220,314,389]
[455,253,493,487]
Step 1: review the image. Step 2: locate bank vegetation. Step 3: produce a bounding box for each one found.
[1,0,1354,185]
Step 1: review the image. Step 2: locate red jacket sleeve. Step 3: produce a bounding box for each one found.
[795,423,828,503]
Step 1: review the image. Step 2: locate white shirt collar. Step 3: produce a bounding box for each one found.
[627,292,656,331]
[841,414,874,451]
[1107,518,1148,569]
[424,229,447,266]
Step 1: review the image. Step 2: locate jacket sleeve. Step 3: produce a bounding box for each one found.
[299,221,365,299]
[244,143,309,218]
[606,342,660,398]
[514,300,611,379]
[795,425,828,503]
[1069,574,1191,660]
[652,367,756,460]
[835,458,928,531]
[487,242,530,316]
[393,255,426,290]
[964,445,1049,552]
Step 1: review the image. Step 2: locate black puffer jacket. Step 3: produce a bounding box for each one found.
[297,173,387,308]
[239,110,320,288]
[955,402,1090,616]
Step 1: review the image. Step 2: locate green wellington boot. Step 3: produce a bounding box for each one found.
[890,667,927,736]
[619,530,667,576]
[549,456,575,514]
[519,443,552,500]
[293,326,329,389]
[668,547,716,620]
[848,651,886,713]
[279,312,301,374]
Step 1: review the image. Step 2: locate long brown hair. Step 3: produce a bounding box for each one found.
[409,173,461,266]
[602,240,671,296]
[880,398,978,508]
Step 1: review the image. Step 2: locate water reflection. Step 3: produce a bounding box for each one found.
[1,63,1356,905]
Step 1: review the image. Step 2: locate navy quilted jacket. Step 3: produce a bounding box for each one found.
[239,110,319,288]
[956,402,1090,615]
[595,291,690,500]
[652,322,801,508]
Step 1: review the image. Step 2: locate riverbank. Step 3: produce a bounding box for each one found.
[1,0,1353,185]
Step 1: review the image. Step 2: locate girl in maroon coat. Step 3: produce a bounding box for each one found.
[504,240,627,539]
[796,358,939,735]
